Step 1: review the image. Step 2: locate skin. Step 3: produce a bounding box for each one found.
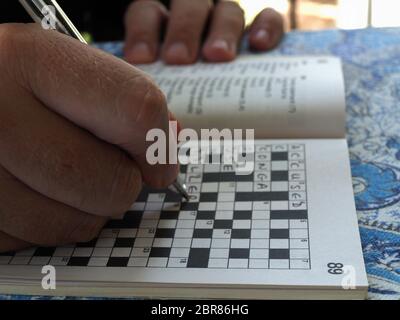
[0,1,284,253]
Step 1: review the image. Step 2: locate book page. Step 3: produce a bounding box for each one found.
[138,56,346,139]
[0,139,367,299]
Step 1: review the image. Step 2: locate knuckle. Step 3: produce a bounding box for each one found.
[126,0,166,21]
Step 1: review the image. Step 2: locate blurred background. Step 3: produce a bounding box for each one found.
[0,0,399,41]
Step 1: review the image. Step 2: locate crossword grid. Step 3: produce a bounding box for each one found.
[0,143,310,270]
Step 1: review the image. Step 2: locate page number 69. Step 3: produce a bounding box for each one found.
[327,262,344,275]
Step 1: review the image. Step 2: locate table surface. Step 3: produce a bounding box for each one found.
[2,27,400,300]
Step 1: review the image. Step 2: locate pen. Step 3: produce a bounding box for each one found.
[19,0,190,202]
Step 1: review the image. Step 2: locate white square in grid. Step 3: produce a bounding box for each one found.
[209,259,228,268]
[186,174,202,183]
[289,181,306,191]
[255,161,270,171]
[186,184,201,194]
[290,259,310,269]
[253,202,270,210]
[289,201,307,210]
[251,239,269,249]
[137,228,156,238]
[158,219,178,229]
[271,181,289,192]
[29,257,51,266]
[290,239,309,249]
[213,229,232,239]
[118,229,138,238]
[163,203,181,211]
[131,248,151,257]
[173,238,192,248]
[170,248,190,258]
[92,247,112,257]
[217,202,234,211]
[289,144,304,152]
[49,257,69,266]
[176,220,196,229]
[270,220,289,229]
[231,239,250,249]
[128,257,148,267]
[211,238,231,249]
[88,257,108,267]
[289,171,305,181]
[201,182,219,193]
[252,211,270,220]
[140,219,159,229]
[251,229,270,239]
[204,164,221,173]
[236,182,253,192]
[290,192,307,201]
[269,259,289,269]
[99,229,118,238]
[272,144,288,152]
[147,193,165,202]
[234,202,252,211]
[111,248,131,257]
[148,258,168,268]
[130,202,145,211]
[233,220,251,229]
[10,257,31,265]
[270,239,289,249]
[179,211,197,220]
[252,220,269,229]
[290,219,308,229]
[249,259,269,269]
[134,238,154,248]
[153,238,173,248]
[271,201,289,210]
[215,211,234,220]
[142,211,160,220]
[145,202,163,211]
[290,229,309,239]
[218,193,235,202]
[210,248,230,259]
[219,182,236,192]
[192,239,212,248]
[228,259,248,269]
[198,202,217,211]
[290,249,309,259]
[73,248,93,257]
[0,257,11,265]
[195,220,214,229]
[272,161,288,171]
[254,182,271,192]
[174,228,194,238]
[54,247,75,257]
[15,248,36,256]
[168,258,188,268]
[250,249,269,259]
[254,172,271,182]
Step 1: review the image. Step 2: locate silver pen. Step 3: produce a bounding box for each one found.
[19,0,190,202]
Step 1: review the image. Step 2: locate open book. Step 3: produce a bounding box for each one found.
[0,56,368,299]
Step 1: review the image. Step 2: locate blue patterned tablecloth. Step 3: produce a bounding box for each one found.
[2,27,400,300]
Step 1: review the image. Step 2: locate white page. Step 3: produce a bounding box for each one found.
[0,139,367,299]
[138,56,346,139]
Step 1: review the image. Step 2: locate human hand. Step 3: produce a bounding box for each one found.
[0,24,178,253]
[124,0,284,64]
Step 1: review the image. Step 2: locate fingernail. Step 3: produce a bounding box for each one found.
[254,29,269,42]
[165,42,190,62]
[126,42,151,63]
[211,39,232,53]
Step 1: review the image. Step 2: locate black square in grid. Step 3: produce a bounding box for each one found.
[270,210,308,220]
[213,220,233,229]
[197,211,216,220]
[160,211,180,220]
[229,249,250,259]
[181,202,199,211]
[155,228,176,238]
[270,229,290,239]
[165,190,184,202]
[107,257,130,267]
[269,249,290,260]
[67,257,90,267]
[187,248,210,268]
[235,192,288,202]
[150,248,171,258]
[231,229,251,239]
[193,229,213,238]
[202,173,220,182]
[200,193,218,202]
[271,171,289,181]
[271,152,288,161]
[136,189,149,202]
[0,252,15,257]
[180,164,188,174]
[33,247,56,257]
[76,239,98,248]
[106,214,142,229]
[114,238,136,248]
[233,211,252,220]
[234,173,254,182]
